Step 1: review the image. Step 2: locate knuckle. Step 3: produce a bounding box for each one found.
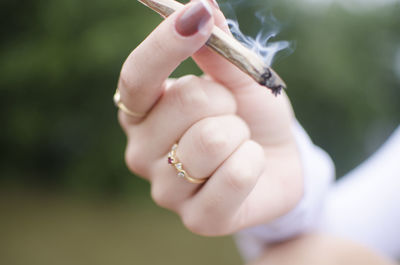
[198,121,230,156]
[222,162,252,193]
[124,144,147,176]
[176,74,199,85]
[220,141,264,193]
[199,195,224,218]
[119,65,139,93]
[151,33,173,57]
[181,212,210,236]
[150,183,171,209]
[170,76,209,114]
[119,57,147,98]
[181,210,229,236]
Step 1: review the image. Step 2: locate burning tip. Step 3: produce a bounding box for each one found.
[259,68,286,96]
[270,85,284,96]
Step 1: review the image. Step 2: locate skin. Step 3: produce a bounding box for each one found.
[249,234,397,265]
[117,0,303,236]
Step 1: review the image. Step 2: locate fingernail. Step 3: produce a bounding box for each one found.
[175,0,212,37]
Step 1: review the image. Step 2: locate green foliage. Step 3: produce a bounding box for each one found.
[281,4,400,174]
[1,0,399,194]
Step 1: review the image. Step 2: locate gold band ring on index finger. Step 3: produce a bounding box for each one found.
[168,143,209,185]
[113,88,147,118]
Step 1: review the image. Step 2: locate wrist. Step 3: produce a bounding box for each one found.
[235,120,335,262]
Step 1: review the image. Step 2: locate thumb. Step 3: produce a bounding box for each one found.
[192,3,294,146]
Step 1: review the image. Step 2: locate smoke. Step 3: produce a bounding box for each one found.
[227,17,291,67]
[221,2,293,67]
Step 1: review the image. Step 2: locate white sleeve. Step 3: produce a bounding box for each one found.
[319,126,400,259]
[235,120,335,262]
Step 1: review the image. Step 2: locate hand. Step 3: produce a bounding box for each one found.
[117,0,303,236]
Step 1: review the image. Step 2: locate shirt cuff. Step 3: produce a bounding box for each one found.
[234,120,335,262]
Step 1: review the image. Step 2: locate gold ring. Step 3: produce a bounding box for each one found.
[168,143,209,184]
[113,88,147,118]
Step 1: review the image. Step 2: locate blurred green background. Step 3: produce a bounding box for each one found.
[1,0,399,264]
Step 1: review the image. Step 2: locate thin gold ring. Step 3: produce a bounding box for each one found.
[113,88,147,118]
[168,143,209,184]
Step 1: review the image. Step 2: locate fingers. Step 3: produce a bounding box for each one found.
[117,0,302,239]
[149,115,250,210]
[191,1,295,149]
[117,0,214,122]
[177,115,250,179]
[181,140,265,236]
[183,1,296,151]
[151,115,255,216]
[124,76,237,177]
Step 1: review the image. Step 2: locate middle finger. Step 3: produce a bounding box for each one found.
[126,75,237,172]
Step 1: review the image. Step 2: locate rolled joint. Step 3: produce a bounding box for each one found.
[137,0,288,96]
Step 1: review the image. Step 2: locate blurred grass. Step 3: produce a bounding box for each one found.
[0,189,241,265]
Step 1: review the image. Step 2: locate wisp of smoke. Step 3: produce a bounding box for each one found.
[222,3,293,67]
[227,18,291,67]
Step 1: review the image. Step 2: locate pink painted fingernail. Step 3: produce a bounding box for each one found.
[175,0,212,37]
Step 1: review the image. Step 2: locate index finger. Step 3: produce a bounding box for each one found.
[117,0,214,122]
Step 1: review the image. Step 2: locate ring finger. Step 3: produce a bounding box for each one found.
[124,75,236,178]
[149,114,250,211]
